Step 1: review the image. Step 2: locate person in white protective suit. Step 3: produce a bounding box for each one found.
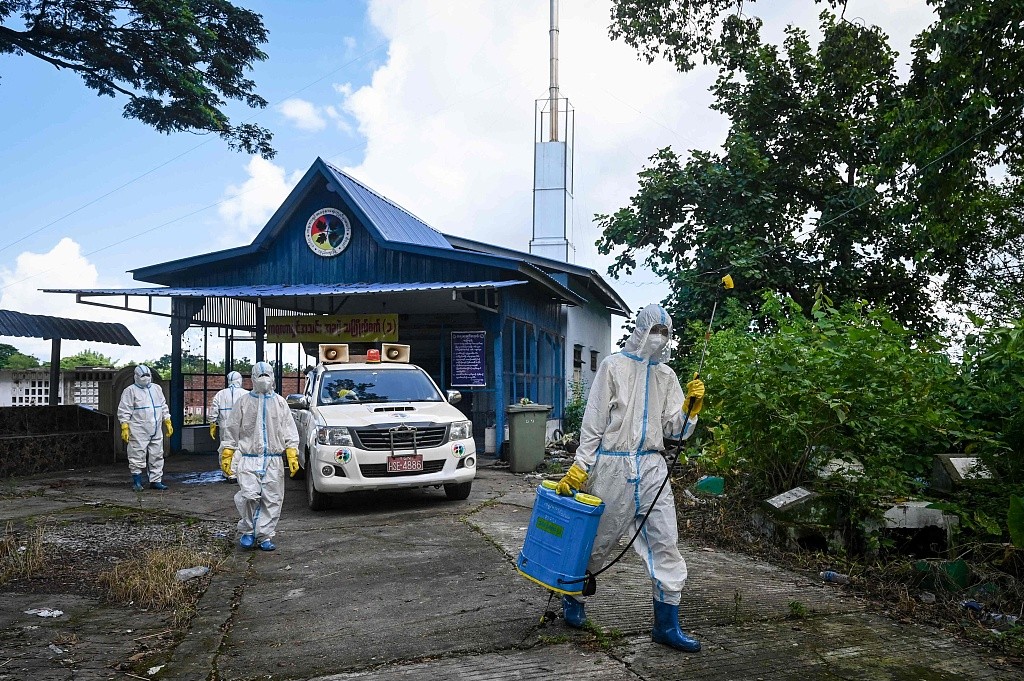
[117,365,173,492]
[556,304,706,652]
[219,362,300,551]
[209,371,245,482]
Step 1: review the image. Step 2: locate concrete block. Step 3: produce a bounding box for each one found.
[931,454,992,493]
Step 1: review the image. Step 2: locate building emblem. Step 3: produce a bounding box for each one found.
[305,207,352,257]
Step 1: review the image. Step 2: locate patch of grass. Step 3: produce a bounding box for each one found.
[788,600,808,619]
[583,620,625,650]
[98,540,224,624]
[0,521,47,584]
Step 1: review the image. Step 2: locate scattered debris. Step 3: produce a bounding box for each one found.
[24,608,63,618]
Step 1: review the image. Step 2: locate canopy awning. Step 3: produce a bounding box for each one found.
[0,309,139,346]
[43,281,532,328]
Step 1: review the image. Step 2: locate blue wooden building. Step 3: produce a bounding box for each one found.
[48,158,628,452]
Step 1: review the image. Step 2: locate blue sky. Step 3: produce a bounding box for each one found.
[0,0,937,364]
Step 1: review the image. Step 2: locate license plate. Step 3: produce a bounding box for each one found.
[387,455,423,473]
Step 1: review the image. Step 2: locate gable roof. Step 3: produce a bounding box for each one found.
[127,158,619,313]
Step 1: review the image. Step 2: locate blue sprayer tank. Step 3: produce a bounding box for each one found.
[517,480,605,595]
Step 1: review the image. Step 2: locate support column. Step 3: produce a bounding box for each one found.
[48,337,61,406]
[255,298,265,363]
[482,310,506,460]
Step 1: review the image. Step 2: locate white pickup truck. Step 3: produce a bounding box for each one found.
[287,347,477,510]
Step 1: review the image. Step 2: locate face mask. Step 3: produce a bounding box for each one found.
[253,375,274,394]
[642,335,667,357]
[135,375,152,388]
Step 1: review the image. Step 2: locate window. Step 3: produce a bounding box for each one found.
[573,344,583,369]
[591,350,599,372]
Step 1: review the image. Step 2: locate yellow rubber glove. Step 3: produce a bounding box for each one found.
[285,447,300,477]
[163,419,173,437]
[209,423,218,440]
[683,374,705,417]
[120,423,130,443]
[556,463,588,496]
[221,448,235,477]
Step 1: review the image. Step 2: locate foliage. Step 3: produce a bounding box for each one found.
[562,378,587,436]
[0,343,40,369]
[603,0,1024,326]
[598,11,939,333]
[690,291,962,531]
[58,349,114,369]
[0,0,275,158]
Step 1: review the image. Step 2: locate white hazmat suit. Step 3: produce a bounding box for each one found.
[117,365,170,486]
[220,362,299,548]
[210,371,245,432]
[559,304,703,652]
[574,304,695,604]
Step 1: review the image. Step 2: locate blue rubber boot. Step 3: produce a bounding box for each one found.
[562,595,586,628]
[131,473,144,492]
[149,481,169,490]
[651,599,701,652]
[259,539,276,552]
[239,534,255,549]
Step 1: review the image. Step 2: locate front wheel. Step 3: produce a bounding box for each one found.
[306,453,331,511]
[444,480,472,500]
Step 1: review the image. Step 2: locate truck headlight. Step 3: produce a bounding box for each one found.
[449,420,473,441]
[317,426,353,446]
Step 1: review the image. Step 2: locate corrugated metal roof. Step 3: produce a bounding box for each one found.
[44,281,528,298]
[323,162,453,250]
[0,309,140,346]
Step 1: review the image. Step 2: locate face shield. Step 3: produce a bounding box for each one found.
[134,364,153,388]
[252,361,275,395]
[227,371,243,388]
[622,304,674,363]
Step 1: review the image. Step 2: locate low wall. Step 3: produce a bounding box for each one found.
[0,406,117,478]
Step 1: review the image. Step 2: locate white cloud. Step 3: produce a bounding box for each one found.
[337,0,937,331]
[0,238,170,364]
[217,157,303,247]
[278,98,327,132]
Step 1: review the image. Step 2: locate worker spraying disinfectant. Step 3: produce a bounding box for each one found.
[551,275,734,652]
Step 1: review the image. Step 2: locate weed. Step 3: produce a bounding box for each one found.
[98,540,224,617]
[583,620,624,649]
[0,521,46,583]
[788,600,808,619]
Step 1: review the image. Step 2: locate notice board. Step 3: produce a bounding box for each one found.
[450,331,486,387]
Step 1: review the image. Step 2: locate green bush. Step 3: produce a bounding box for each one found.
[685,291,963,539]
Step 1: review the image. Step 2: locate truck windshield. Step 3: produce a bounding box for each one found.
[318,368,443,405]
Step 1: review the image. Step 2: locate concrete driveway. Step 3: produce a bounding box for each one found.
[1,453,1020,680]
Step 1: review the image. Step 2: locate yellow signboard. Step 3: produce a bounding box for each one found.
[266,314,398,343]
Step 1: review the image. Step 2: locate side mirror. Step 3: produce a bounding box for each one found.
[446,390,462,405]
[286,394,309,410]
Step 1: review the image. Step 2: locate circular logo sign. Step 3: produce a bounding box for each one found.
[305,207,352,257]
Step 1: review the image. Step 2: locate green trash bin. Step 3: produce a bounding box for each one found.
[506,403,552,473]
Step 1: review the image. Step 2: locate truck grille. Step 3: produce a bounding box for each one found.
[353,426,448,451]
[359,460,446,478]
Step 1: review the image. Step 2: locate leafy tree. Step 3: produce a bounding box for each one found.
[892,0,1024,321]
[0,342,20,367]
[4,350,41,369]
[599,12,937,331]
[59,349,114,369]
[0,0,275,158]
[603,0,1024,326]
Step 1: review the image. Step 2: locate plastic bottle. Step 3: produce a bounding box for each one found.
[174,566,210,582]
[820,570,850,584]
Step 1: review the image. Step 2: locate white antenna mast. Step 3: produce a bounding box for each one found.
[549,0,560,141]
